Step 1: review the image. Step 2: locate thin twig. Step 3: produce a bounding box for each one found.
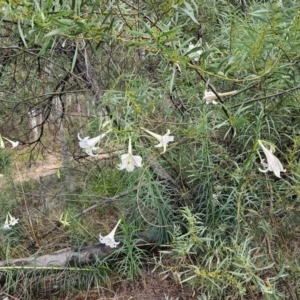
[28,190,136,247]
[231,84,300,108]
[73,189,136,218]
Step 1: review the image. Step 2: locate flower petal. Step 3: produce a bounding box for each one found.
[258,167,269,173]
[143,129,163,141]
[3,137,19,149]
[117,140,143,172]
[203,90,217,101]
[143,128,174,153]
[99,220,121,248]
[84,145,99,156]
[258,140,286,178]
[132,154,143,167]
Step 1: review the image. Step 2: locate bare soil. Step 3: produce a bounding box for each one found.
[36,270,194,300]
[14,153,63,182]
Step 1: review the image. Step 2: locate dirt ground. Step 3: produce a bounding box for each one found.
[13,154,62,182]
[35,270,195,300]
[61,270,194,300]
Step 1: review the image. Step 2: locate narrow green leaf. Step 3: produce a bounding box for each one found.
[270,266,288,281]
[45,27,69,37]
[71,42,79,73]
[160,27,180,38]
[45,0,53,10]
[178,2,199,25]
[230,271,248,277]
[48,11,73,17]
[37,36,54,56]
[18,19,27,48]
[169,65,176,93]
[180,274,197,283]
[185,46,202,56]
[52,18,76,27]
[199,48,215,60]
[128,30,148,37]
[140,19,154,37]
[248,9,270,16]
[99,9,113,26]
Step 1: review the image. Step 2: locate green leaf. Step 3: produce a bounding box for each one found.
[169,65,176,93]
[48,11,73,17]
[37,36,54,56]
[140,19,154,37]
[232,117,249,128]
[45,0,53,11]
[178,1,199,25]
[18,19,27,48]
[160,27,181,38]
[71,41,79,73]
[199,48,215,60]
[45,27,69,37]
[248,9,270,17]
[128,30,148,37]
[185,46,202,56]
[52,18,76,27]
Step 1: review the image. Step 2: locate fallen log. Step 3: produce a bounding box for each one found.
[0,243,116,268]
[0,231,154,269]
[0,242,119,286]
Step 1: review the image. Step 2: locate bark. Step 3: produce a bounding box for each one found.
[75,40,103,104]
[0,243,116,268]
[0,231,153,269]
[28,108,40,140]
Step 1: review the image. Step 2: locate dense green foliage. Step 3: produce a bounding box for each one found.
[1,0,300,299]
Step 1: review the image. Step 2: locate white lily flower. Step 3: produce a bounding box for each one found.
[117,138,142,172]
[99,219,121,248]
[2,214,10,230]
[143,128,174,153]
[258,140,286,178]
[78,130,110,157]
[0,135,5,149]
[8,212,19,226]
[3,137,19,149]
[203,90,218,104]
[203,89,238,104]
[187,43,203,61]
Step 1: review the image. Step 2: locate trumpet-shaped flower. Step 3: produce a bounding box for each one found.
[0,135,5,149]
[258,140,286,178]
[143,128,174,153]
[3,137,19,149]
[117,138,142,172]
[8,213,19,226]
[99,219,121,248]
[2,213,19,230]
[203,89,238,104]
[203,90,218,104]
[78,131,110,157]
[2,215,10,230]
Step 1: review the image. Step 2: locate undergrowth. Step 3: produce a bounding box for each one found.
[0,0,300,299]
